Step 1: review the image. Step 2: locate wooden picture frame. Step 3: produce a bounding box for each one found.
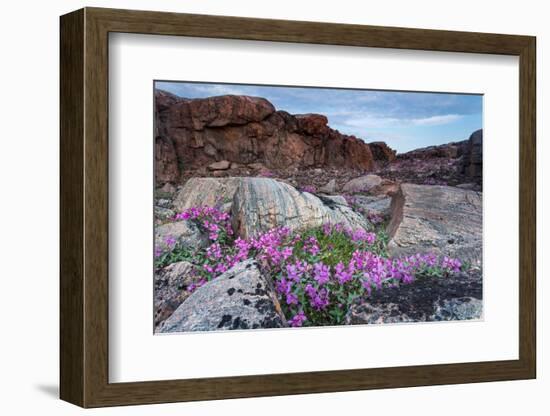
[60,7,536,408]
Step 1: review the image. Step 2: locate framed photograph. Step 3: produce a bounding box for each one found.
[60,7,536,408]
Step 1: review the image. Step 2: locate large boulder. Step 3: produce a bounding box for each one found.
[386,184,482,266]
[231,177,371,238]
[343,174,383,193]
[173,177,242,213]
[154,261,198,328]
[159,260,286,332]
[346,269,482,324]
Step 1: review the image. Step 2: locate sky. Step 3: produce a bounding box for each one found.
[155,81,482,154]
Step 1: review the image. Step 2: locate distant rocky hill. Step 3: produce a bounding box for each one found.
[155,90,396,184]
[375,129,483,189]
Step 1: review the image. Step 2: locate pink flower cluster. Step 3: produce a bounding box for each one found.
[161,205,464,328]
[175,206,233,241]
[322,222,376,244]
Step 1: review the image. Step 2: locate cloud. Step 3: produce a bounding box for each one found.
[341,113,462,129]
[411,114,462,126]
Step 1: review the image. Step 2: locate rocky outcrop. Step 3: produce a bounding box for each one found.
[387,183,482,266]
[375,129,483,189]
[159,260,286,332]
[345,269,482,324]
[231,177,371,238]
[154,261,197,328]
[369,141,397,163]
[154,90,390,184]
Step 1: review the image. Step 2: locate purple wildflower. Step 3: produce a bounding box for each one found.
[288,311,307,327]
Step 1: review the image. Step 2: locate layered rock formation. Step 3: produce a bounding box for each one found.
[155,90,386,184]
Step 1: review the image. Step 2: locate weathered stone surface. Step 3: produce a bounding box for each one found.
[154,261,197,328]
[231,178,370,238]
[173,177,242,212]
[345,270,482,324]
[208,160,231,171]
[154,90,380,184]
[155,220,208,251]
[159,260,286,332]
[343,174,383,193]
[387,184,482,266]
[319,179,337,194]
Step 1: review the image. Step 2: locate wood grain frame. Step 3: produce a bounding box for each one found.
[60,7,536,408]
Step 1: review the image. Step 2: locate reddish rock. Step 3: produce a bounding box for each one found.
[295,113,329,136]
[369,141,397,163]
[187,95,275,129]
[154,90,385,184]
[155,136,179,184]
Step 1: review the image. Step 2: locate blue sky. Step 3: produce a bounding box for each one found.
[155,81,482,154]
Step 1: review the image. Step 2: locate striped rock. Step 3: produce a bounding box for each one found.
[231,177,370,239]
[173,177,242,213]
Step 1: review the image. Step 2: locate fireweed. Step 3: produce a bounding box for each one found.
[156,205,464,328]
